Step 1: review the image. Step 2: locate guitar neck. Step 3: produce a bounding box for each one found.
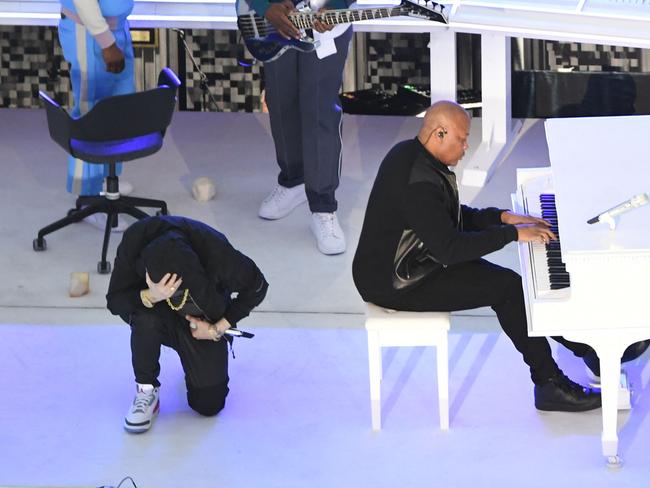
[289,7,404,29]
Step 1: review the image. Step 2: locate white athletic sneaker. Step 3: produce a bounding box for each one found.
[84,213,129,233]
[258,184,307,220]
[310,212,346,255]
[124,384,160,434]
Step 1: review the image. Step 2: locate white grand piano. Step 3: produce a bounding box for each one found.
[512,114,650,467]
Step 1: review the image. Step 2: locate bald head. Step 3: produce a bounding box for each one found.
[417,100,470,166]
[418,101,469,142]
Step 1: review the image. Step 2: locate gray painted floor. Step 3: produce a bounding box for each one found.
[0,109,649,487]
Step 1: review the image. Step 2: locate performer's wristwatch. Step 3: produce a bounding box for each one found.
[140,289,154,308]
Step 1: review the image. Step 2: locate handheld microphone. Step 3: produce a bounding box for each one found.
[188,321,255,339]
[224,328,255,339]
[171,27,185,39]
[587,193,648,230]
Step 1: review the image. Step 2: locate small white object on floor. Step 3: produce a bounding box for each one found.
[68,272,89,297]
[191,177,216,202]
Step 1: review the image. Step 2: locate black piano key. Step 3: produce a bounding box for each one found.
[549,273,570,280]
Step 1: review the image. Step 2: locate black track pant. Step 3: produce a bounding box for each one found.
[364,259,590,385]
[129,306,229,416]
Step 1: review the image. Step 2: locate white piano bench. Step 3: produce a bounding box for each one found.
[364,302,451,431]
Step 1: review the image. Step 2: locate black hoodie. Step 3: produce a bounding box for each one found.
[106,216,268,326]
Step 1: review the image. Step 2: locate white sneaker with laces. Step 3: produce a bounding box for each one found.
[310,212,346,255]
[124,383,160,434]
[258,184,307,220]
[84,213,129,233]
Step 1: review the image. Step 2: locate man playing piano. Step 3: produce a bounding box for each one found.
[352,100,601,412]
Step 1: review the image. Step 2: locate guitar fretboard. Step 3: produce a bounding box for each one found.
[236,0,447,42]
[290,7,403,29]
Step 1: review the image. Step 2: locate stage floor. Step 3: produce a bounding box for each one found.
[1,109,649,487]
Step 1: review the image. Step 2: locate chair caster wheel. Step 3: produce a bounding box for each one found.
[97,261,111,274]
[33,238,46,251]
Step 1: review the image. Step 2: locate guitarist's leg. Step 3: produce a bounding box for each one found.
[264,50,305,187]
[298,27,353,214]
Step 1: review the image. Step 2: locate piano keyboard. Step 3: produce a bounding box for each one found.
[512,171,572,300]
[539,193,571,290]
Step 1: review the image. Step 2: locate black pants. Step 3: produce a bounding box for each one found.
[365,259,589,385]
[130,306,229,416]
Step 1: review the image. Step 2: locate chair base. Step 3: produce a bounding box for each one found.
[34,194,168,273]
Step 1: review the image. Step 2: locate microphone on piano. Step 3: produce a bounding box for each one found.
[587,193,648,230]
[171,27,186,39]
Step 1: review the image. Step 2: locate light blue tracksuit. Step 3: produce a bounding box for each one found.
[59,0,135,195]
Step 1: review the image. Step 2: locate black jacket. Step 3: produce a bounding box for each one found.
[106,216,268,326]
[352,138,518,299]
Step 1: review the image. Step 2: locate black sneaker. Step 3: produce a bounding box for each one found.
[534,373,601,412]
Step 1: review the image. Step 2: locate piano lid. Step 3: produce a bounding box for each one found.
[545,115,650,256]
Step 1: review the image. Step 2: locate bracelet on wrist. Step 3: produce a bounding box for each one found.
[140,289,154,308]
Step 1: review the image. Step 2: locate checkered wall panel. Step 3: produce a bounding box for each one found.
[0,26,70,108]
[2,26,647,110]
[181,29,262,112]
[547,42,642,72]
[363,32,430,92]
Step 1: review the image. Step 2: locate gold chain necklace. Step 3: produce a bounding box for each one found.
[166,289,189,311]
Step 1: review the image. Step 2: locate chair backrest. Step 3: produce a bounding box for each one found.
[72,86,176,142]
[39,67,181,161]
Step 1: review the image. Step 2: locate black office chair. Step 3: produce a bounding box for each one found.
[33,67,181,274]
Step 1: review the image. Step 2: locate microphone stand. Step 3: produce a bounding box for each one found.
[174,29,221,112]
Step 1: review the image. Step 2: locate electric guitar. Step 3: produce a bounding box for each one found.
[237,0,448,62]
